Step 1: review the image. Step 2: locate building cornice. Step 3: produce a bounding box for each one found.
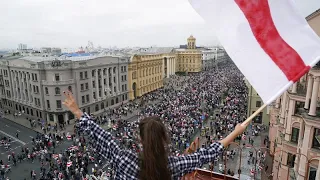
[306,8,320,21]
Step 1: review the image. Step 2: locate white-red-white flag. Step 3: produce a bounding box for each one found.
[67,161,72,167]
[189,0,320,104]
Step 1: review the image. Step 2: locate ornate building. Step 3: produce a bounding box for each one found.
[268,9,320,180]
[128,48,176,100]
[176,36,202,73]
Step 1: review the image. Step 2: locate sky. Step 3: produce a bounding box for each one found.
[0,0,319,49]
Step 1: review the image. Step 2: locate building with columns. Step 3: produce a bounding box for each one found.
[0,54,129,124]
[176,36,202,73]
[268,9,320,180]
[127,47,176,100]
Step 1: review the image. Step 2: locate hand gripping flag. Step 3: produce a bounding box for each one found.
[189,0,320,104]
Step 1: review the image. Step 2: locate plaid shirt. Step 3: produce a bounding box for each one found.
[79,113,224,180]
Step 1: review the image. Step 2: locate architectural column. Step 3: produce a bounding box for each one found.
[280,93,287,123]
[308,76,320,116]
[106,70,110,97]
[64,112,68,123]
[315,160,320,180]
[46,113,50,123]
[101,70,105,99]
[292,82,297,93]
[305,75,314,109]
[275,97,280,108]
[115,67,119,94]
[172,58,174,75]
[297,124,312,180]
[285,99,295,141]
[173,59,176,74]
[53,114,58,124]
[95,69,99,100]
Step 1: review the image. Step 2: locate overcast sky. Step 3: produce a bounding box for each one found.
[0,0,319,49]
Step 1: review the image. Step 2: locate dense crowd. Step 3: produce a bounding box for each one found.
[0,63,270,179]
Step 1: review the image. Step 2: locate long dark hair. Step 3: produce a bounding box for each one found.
[139,116,171,180]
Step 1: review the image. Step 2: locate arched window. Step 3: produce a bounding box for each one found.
[101,103,104,110]
[55,87,60,95]
[111,99,114,105]
[45,87,49,94]
[95,104,99,112]
[116,97,119,104]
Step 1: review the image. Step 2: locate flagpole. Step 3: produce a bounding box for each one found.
[241,103,268,127]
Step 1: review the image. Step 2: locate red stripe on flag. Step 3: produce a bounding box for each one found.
[235,0,310,82]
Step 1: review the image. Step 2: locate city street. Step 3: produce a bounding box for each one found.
[0,117,76,179]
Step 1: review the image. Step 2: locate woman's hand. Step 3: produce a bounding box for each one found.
[63,90,83,119]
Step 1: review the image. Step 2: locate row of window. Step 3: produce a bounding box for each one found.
[46,100,62,110]
[290,127,320,150]
[81,94,128,114]
[34,97,41,107]
[79,67,126,80]
[140,76,161,86]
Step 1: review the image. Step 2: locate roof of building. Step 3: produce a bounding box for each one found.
[306,8,320,20]
[131,47,174,55]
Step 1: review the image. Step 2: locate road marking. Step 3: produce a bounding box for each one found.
[0,130,26,145]
[16,130,20,132]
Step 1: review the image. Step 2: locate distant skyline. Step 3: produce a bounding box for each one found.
[0,0,319,49]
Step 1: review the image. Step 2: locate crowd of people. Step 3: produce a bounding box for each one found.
[0,63,270,179]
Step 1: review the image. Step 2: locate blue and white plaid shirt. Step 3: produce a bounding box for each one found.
[79,113,224,180]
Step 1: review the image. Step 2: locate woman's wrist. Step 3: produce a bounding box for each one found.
[74,110,83,119]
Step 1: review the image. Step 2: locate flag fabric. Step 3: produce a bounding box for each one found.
[189,0,320,104]
[67,161,73,167]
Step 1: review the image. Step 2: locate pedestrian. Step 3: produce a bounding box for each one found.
[16,131,19,139]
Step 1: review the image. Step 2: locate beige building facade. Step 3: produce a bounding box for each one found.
[128,48,176,100]
[268,9,320,180]
[176,36,202,73]
[245,79,270,125]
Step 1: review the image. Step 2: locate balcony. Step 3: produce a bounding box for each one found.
[42,79,75,86]
[295,107,320,122]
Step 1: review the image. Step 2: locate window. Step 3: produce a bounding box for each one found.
[47,100,50,109]
[84,71,88,78]
[287,153,296,168]
[56,100,62,109]
[55,74,60,81]
[55,87,60,95]
[81,96,85,104]
[92,81,96,88]
[49,114,54,121]
[114,86,116,92]
[45,87,49,94]
[124,75,126,81]
[68,86,72,92]
[95,104,99,112]
[92,70,95,77]
[104,79,106,85]
[114,77,116,83]
[99,90,101,97]
[85,83,89,90]
[34,74,38,81]
[101,103,104,109]
[291,128,299,143]
[256,101,261,107]
[312,128,320,149]
[81,84,84,91]
[93,91,96,99]
[86,94,89,102]
[80,72,83,79]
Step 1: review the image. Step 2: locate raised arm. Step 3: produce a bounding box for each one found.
[171,124,246,178]
[62,91,121,164]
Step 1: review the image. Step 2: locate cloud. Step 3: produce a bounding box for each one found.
[0,0,318,49]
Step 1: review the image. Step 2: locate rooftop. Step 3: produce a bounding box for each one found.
[306,8,320,20]
[130,47,174,55]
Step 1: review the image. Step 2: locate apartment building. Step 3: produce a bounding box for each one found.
[201,49,216,71]
[269,9,320,180]
[0,54,129,124]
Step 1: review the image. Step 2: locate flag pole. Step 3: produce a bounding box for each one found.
[241,103,268,127]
